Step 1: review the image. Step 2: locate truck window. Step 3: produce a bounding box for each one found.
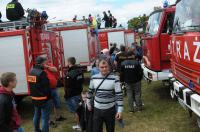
[173,0,200,32]
[162,13,175,34]
[146,11,162,35]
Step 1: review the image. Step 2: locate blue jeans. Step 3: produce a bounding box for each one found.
[16,127,24,132]
[33,100,53,132]
[51,88,61,108]
[65,95,81,113]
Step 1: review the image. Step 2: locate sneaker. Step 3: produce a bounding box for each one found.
[56,116,66,121]
[129,111,134,113]
[72,124,81,131]
[49,121,57,128]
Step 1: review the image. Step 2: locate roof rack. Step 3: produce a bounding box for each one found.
[46,21,87,29]
[98,27,125,32]
[0,20,29,31]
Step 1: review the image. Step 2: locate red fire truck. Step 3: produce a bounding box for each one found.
[0,13,64,98]
[98,28,135,50]
[47,21,99,67]
[169,0,200,126]
[142,5,175,82]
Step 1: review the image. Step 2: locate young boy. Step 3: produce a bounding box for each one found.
[0,72,23,132]
[76,92,93,132]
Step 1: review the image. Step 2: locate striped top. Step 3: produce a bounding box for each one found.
[87,73,123,113]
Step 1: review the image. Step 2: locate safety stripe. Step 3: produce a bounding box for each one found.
[32,96,47,100]
[6,4,15,9]
[27,76,37,83]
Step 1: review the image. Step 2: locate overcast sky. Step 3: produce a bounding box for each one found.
[0,0,176,27]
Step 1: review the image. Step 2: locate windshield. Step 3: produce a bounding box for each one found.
[146,11,162,35]
[174,0,200,32]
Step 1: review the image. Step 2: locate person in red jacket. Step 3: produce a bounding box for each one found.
[44,62,66,127]
[0,72,24,132]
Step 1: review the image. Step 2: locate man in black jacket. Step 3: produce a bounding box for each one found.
[6,0,25,21]
[28,56,52,132]
[121,51,143,112]
[0,11,2,22]
[102,11,109,28]
[108,10,112,27]
[0,72,23,132]
[64,57,84,130]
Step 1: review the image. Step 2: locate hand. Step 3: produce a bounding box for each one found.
[115,112,122,120]
[44,64,49,68]
[88,106,92,112]
[13,130,17,132]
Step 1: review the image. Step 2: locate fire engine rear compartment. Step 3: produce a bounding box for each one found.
[60,28,90,65]
[0,31,29,95]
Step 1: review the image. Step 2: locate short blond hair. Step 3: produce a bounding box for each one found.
[99,59,109,66]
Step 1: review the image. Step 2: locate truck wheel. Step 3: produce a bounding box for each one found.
[147,79,151,84]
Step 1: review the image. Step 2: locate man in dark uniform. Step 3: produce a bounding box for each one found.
[0,11,2,22]
[6,0,25,21]
[108,10,112,27]
[28,56,52,132]
[120,51,143,112]
[102,11,109,28]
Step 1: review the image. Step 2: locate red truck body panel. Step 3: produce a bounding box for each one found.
[170,32,200,94]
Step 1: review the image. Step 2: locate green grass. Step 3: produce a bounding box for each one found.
[18,76,200,132]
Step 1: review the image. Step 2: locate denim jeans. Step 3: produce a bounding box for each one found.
[33,100,53,132]
[16,127,24,132]
[51,88,61,108]
[65,95,81,113]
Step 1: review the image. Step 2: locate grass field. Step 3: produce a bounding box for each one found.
[18,77,200,132]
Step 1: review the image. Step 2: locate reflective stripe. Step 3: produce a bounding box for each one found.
[31,96,47,100]
[27,76,37,83]
[6,4,15,9]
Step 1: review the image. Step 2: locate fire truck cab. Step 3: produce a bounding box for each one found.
[142,6,175,81]
[169,0,200,126]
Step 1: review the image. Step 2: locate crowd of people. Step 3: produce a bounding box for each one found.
[0,0,144,132]
[0,0,119,30]
[73,10,118,29]
[0,41,144,132]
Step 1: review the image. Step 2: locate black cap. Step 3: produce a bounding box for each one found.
[36,56,47,64]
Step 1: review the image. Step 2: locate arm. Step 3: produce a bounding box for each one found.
[0,100,13,132]
[114,76,123,114]
[86,78,95,111]
[120,64,125,82]
[114,55,119,67]
[16,3,24,17]
[46,65,58,73]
